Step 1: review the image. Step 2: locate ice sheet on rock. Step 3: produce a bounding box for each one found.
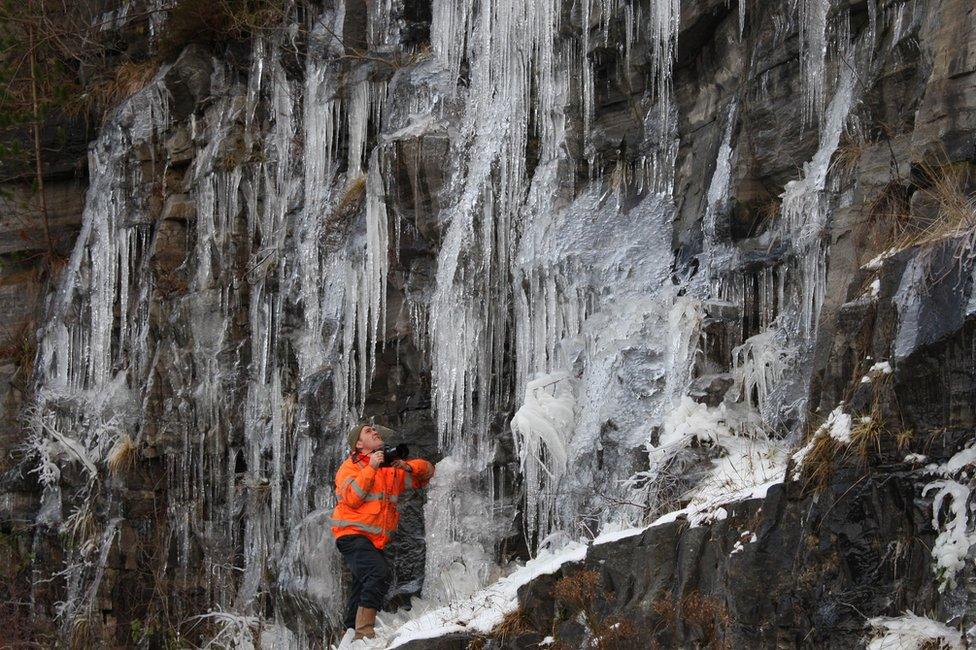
[892,239,976,360]
[277,510,344,630]
[427,0,557,454]
[702,99,738,250]
[513,184,683,544]
[30,65,173,637]
[422,457,511,603]
[777,62,855,336]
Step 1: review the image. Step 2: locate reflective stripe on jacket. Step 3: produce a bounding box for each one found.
[330,455,434,549]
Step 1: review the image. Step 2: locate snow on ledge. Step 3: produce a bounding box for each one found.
[594,468,785,546]
[384,542,587,648]
[367,462,787,648]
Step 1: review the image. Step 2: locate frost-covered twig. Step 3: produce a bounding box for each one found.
[187,607,262,649]
[921,443,976,591]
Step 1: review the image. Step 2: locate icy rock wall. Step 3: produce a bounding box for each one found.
[5,0,976,645]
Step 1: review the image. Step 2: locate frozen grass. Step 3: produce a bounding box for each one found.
[867,159,976,264]
[627,398,788,528]
[189,608,261,649]
[73,59,162,120]
[106,432,137,476]
[865,612,962,650]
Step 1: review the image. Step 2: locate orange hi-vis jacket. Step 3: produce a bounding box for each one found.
[330,454,434,549]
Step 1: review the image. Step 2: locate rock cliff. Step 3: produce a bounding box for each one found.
[1,0,975,647]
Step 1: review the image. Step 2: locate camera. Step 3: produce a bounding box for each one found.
[378,443,409,467]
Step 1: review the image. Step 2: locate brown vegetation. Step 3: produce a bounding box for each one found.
[866,157,976,260]
[157,0,290,61]
[551,569,639,649]
[651,590,731,649]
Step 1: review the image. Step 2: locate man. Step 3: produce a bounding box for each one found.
[331,423,434,640]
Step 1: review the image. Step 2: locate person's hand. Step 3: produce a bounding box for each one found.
[368,450,384,469]
[392,459,412,472]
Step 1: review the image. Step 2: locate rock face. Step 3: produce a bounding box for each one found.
[2,0,976,648]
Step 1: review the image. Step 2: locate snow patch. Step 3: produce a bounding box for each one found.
[387,542,587,648]
[825,407,853,444]
[863,248,898,270]
[868,361,892,375]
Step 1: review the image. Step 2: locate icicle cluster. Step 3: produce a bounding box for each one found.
[24,0,908,641]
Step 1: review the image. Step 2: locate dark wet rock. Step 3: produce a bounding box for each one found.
[411,462,949,649]
[689,373,734,407]
[164,45,215,121]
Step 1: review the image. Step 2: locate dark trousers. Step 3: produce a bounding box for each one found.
[336,534,391,629]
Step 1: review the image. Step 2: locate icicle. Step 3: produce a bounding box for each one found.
[732,330,793,415]
[346,81,370,174]
[798,0,830,124]
[703,100,738,248]
[431,0,472,86]
[645,0,681,138]
[361,148,390,401]
[511,373,577,543]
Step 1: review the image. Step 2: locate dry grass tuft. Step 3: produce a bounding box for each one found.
[866,159,976,257]
[64,503,97,549]
[895,428,915,451]
[107,433,138,477]
[915,163,976,237]
[800,432,844,493]
[850,417,885,467]
[682,591,731,648]
[0,316,37,373]
[465,637,486,650]
[596,615,639,648]
[493,607,532,641]
[551,569,637,648]
[553,569,604,612]
[833,131,868,178]
[71,59,161,119]
[651,595,676,624]
[335,174,368,219]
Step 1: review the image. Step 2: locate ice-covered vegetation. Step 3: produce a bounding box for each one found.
[865,612,963,650]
